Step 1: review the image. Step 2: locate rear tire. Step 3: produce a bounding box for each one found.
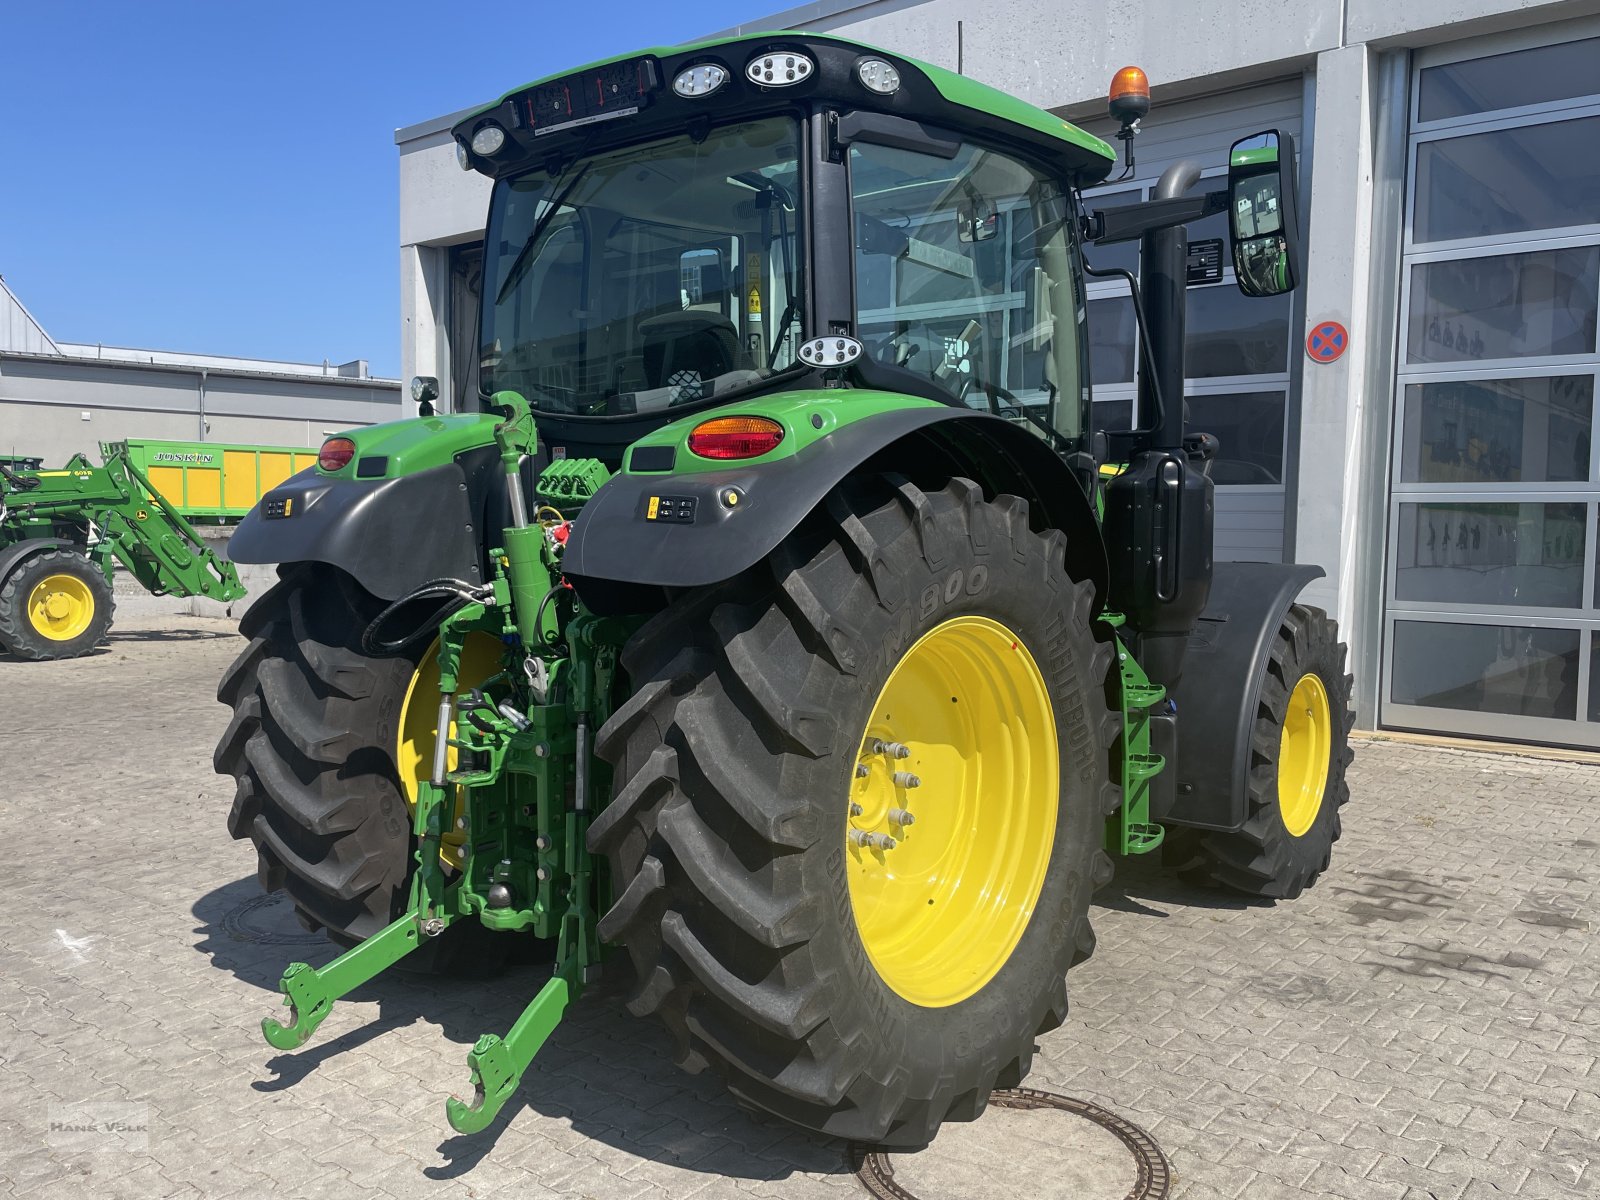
[0,548,114,661]
[214,565,507,972]
[1163,603,1352,899]
[590,476,1118,1146]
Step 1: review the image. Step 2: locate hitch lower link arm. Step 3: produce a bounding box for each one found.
[259,619,479,1050]
[260,770,459,1050]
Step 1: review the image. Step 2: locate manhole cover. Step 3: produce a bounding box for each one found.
[850,1088,1170,1200]
[220,893,327,947]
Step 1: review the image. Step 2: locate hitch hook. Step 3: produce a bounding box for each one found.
[261,961,333,1050]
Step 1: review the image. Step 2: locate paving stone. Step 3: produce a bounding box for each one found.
[2,615,1597,1199]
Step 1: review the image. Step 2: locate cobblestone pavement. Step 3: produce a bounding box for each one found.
[1,616,1595,1200]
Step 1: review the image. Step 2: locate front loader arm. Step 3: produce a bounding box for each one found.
[98,451,245,602]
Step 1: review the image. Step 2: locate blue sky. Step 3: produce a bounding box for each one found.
[0,1,772,377]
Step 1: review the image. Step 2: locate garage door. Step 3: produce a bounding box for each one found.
[1380,29,1600,750]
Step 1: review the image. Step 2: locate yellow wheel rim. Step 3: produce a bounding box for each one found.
[27,573,96,642]
[396,633,503,869]
[1277,672,1332,838]
[846,615,1058,1008]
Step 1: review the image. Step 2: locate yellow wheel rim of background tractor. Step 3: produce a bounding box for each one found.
[396,633,504,869]
[846,615,1058,1008]
[27,573,96,642]
[1277,672,1332,838]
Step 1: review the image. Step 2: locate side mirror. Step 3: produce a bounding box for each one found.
[1227,130,1300,298]
[410,375,440,417]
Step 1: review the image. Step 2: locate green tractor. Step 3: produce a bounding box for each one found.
[1,445,245,660]
[215,33,1350,1147]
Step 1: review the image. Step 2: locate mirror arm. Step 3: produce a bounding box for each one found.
[1087,189,1228,245]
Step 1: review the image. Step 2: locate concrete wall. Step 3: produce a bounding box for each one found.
[737,0,1336,109]
[0,354,402,466]
[397,124,494,394]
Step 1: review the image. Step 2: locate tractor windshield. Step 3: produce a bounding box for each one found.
[480,118,804,417]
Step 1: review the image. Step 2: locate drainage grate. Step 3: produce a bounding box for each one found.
[220,893,327,947]
[849,1087,1171,1200]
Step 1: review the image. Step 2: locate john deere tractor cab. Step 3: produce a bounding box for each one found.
[217,33,1349,1148]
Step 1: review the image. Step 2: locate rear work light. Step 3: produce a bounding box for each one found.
[318,438,357,472]
[686,416,785,460]
[745,52,814,88]
[673,63,728,98]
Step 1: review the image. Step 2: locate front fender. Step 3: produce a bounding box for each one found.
[1160,561,1325,832]
[564,406,1107,609]
[0,536,74,587]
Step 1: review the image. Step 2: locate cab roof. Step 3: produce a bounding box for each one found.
[452,31,1116,181]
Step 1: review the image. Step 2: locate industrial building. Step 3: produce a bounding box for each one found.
[1,277,400,468]
[393,1,1600,751]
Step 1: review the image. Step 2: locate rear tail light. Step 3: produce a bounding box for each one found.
[686,416,785,460]
[318,437,357,472]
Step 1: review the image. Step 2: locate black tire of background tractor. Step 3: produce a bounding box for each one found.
[0,548,114,661]
[1163,603,1352,900]
[214,564,508,974]
[590,475,1121,1147]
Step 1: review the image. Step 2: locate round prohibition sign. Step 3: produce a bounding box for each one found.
[1306,320,1349,364]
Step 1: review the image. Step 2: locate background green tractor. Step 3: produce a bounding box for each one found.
[0,446,244,660]
[214,33,1351,1148]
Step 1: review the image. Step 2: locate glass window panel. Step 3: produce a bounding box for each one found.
[1188,391,1286,484]
[1407,247,1599,364]
[1394,502,1587,607]
[1399,377,1594,483]
[1088,295,1136,386]
[1418,37,1600,123]
[1415,117,1600,243]
[1187,285,1291,377]
[851,139,1084,437]
[1092,399,1132,435]
[1391,620,1580,720]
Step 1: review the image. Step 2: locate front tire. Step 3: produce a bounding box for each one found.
[590,476,1118,1146]
[0,548,114,661]
[1164,603,1352,899]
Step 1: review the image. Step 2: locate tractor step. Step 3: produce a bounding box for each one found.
[1124,681,1167,710]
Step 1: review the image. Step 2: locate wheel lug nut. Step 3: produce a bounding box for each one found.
[888,808,914,826]
[855,764,870,778]
[849,830,896,851]
[874,740,911,759]
[892,772,920,789]
[849,802,864,817]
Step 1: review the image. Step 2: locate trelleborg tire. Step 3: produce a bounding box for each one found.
[1163,603,1352,899]
[589,475,1119,1146]
[0,548,114,661]
[214,564,506,972]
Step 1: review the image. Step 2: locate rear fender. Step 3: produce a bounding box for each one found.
[226,455,500,601]
[1159,561,1324,831]
[563,406,1108,612]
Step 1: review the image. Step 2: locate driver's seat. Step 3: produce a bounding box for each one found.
[639,310,743,391]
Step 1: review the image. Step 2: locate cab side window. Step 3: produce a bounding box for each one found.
[850,138,1083,439]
